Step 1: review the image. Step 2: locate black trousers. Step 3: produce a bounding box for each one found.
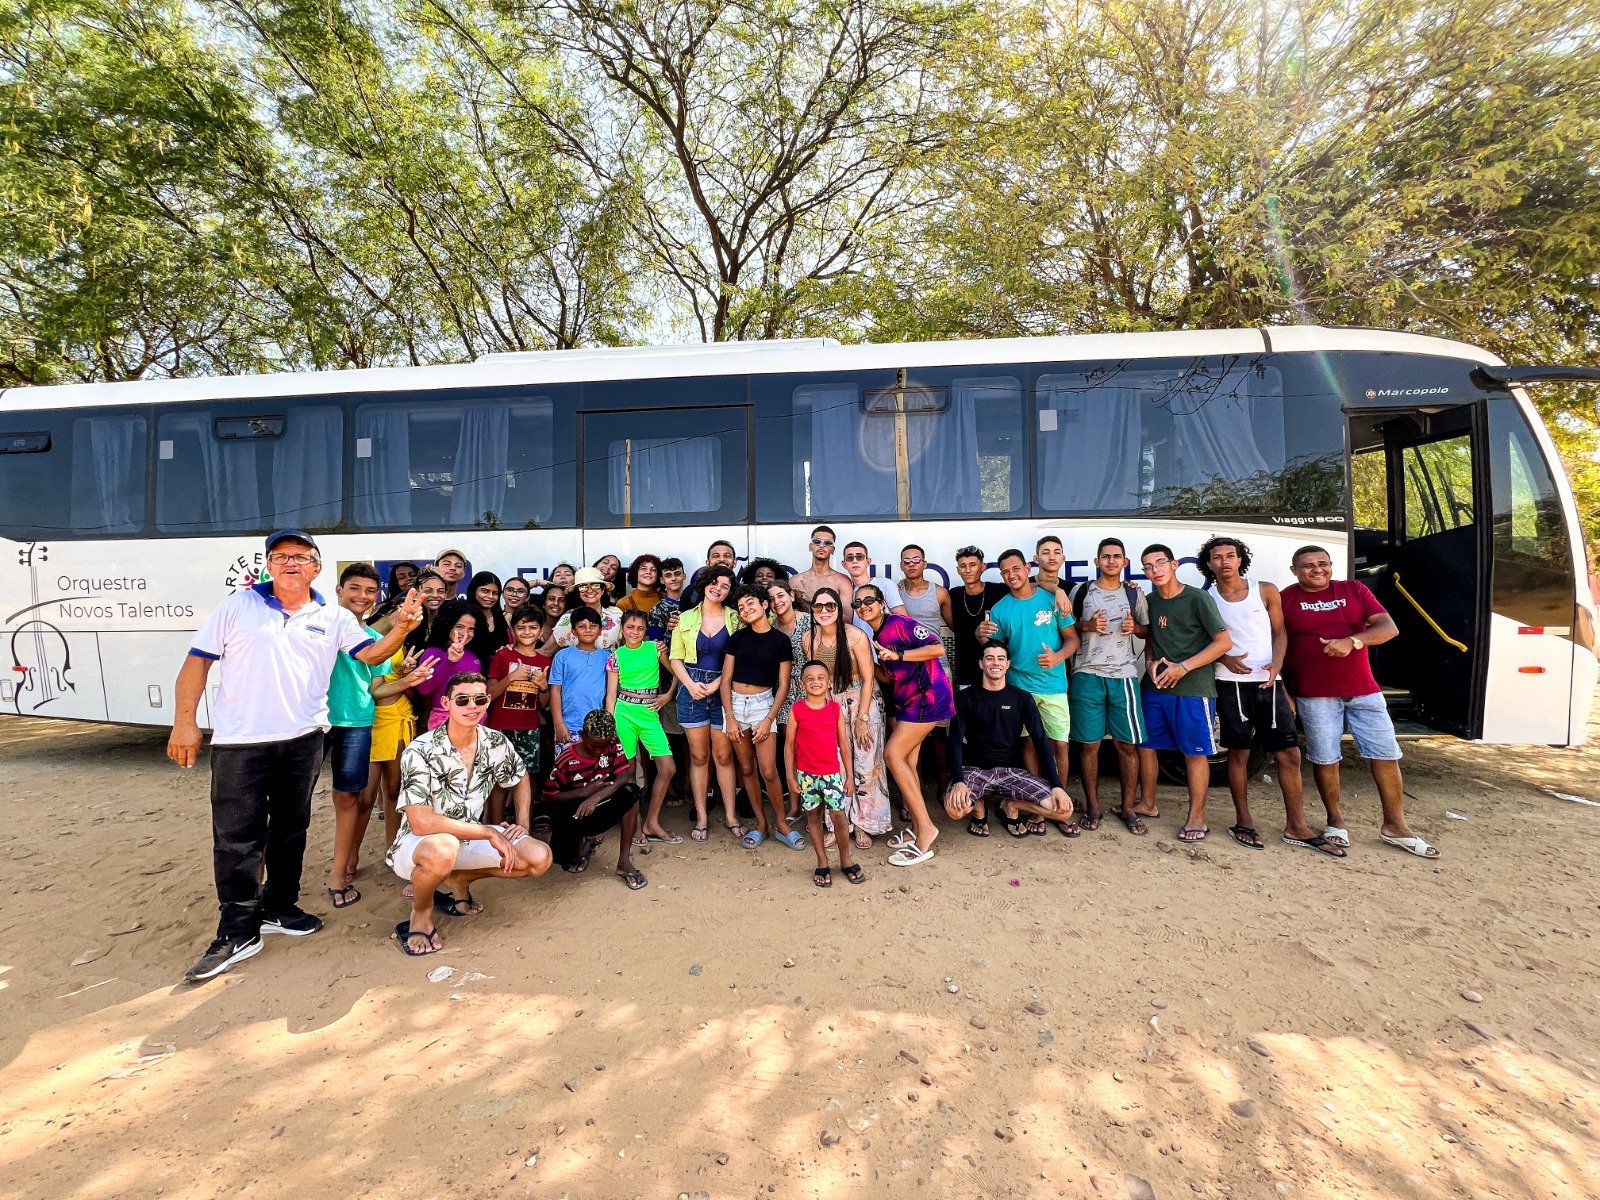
[533,783,643,869]
[210,730,324,939]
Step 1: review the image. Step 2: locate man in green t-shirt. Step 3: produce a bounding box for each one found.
[1136,544,1232,844]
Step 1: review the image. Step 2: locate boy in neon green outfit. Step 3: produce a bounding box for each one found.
[607,610,680,844]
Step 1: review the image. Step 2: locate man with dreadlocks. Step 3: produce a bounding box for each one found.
[535,709,649,890]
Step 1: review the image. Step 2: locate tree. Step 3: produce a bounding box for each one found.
[508,0,969,341]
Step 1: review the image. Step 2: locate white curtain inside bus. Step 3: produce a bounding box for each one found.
[798,380,987,517]
[70,414,146,535]
[606,437,721,515]
[355,408,413,526]
[448,406,510,526]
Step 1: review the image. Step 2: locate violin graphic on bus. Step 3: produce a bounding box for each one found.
[8,543,75,715]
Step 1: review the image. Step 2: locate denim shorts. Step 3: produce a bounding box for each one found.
[326,724,373,793]
[730,688,776,731]
[676,665,725,731]
[1295,692,1403,765]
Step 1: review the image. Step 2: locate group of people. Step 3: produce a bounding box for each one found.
[168,524,1437,981]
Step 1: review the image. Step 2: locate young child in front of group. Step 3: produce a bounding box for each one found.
[786,660,864,888]
[607,610,680,847]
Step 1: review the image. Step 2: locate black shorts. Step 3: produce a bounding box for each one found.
[1215,680,1298,752]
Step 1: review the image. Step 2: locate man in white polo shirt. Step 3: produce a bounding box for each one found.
[168,530,423,982]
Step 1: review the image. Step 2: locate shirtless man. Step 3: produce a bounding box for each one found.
[790,525,855,607]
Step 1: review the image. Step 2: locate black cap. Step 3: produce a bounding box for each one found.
[265,529,319,553]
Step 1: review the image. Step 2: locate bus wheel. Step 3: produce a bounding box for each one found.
[1155,749,1263,788]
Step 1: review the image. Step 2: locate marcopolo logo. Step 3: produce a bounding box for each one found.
[1364,386,1451,400]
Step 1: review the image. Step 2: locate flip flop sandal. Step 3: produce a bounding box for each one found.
[1053,819,1079,837]
[1027,819,1048,836]
[726,823,748,841]
[1322,826,1350,847]
[1079,812,1103,832]
[1004,818,1030,838]
[1228,825,1265,849]
[1115,809,1148,836]
[967,815,991,837]
[690,826,708,841]
[1283,834,1348,858]
[617,868,648,890]
[842,863,866,884]
[646,832,684,845]
[887,844,935,867]
[853,829,873,850]
[1380,833,1440,858]
[395,920,440,956]
[1177,826,1210,843]
[433,890,482,917]
[887,829,917,850]
[564,836,602,873]
[813,867,833,888]
[326,884,361,909]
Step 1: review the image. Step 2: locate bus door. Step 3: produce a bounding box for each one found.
[578,405,752,569]
[1349,405,1485,737]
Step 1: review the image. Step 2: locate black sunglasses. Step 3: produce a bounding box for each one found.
[851,596,882,609]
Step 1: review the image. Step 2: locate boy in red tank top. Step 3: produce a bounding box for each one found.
[785,661,863,887]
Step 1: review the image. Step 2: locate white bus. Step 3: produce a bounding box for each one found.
[1,326,1594,745]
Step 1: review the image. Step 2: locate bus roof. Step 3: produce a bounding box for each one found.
[1,325,1501,411]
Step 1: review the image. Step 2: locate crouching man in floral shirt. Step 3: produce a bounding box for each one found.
[388,671,552,956]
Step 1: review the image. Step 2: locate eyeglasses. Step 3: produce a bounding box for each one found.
[900,556,924,567]
[842,553,867,562]
[1143,558,1172,569]
[813,602,838,611]
[810,538,834,547]
[452,694,490,707]
[852,596,882,609]
[267,552,317,566]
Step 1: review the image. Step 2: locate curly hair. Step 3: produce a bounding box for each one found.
[1196,535,1252,584]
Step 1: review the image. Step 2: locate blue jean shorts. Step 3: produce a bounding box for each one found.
[676,665,725,731]
[326,724,373,793]
[1294,693,1403,766]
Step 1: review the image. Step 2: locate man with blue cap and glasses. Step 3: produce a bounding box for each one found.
[168,530,423,982]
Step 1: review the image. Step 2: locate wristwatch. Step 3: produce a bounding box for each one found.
[1350,636,1365,650]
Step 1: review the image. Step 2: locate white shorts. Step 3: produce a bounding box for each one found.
[390,824,529,881]
[731,689,776,731]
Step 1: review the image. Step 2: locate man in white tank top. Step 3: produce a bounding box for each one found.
[1202,537,1343,858]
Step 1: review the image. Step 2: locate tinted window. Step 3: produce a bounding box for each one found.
[582,407,746,528]
[0,409,148,539]
[157,404,342,534]
[354,393,565,531]
[1488,399,1575,628]
[1035,354,1342,516]
[786,371,1025,520]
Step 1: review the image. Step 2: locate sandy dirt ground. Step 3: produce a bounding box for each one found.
[1,714,1598,1200]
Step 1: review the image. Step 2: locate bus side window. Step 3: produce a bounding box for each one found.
[156,404,342,535]
[70,414,148,536]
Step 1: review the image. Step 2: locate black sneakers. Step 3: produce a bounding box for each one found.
[260,907,325,937]
[185,934,263,982]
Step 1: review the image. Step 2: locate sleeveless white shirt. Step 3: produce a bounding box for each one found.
[1212,580,1273,682]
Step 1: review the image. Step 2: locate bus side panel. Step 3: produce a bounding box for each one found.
[1478,614,1581,744]
[101,632,205,727]
[0,629,108,722]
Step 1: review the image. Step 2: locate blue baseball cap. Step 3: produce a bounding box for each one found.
[265,528,320,553]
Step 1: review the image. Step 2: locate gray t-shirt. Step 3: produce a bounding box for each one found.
[1072,582,1149,680]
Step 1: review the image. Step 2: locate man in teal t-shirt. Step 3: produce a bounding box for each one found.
[325,564,384,909]
[975,548,1079,827]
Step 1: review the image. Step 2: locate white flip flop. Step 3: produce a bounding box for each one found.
[886,828,918,850]
[1380,833,1440,859]
[1322,826,1349,847]
[888,844,935,867]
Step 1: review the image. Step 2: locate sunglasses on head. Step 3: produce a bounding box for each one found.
[452,694,490,707]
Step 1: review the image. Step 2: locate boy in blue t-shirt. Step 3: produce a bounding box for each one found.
[550,607,610,751]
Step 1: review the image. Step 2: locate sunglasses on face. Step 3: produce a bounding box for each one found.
[810,538,834,547]
[900,556,924,566]
[452,694,490,707]
[813,602,839,611]
[578,583,603,591]
[851,596,881,609]
[842,553,867,562]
